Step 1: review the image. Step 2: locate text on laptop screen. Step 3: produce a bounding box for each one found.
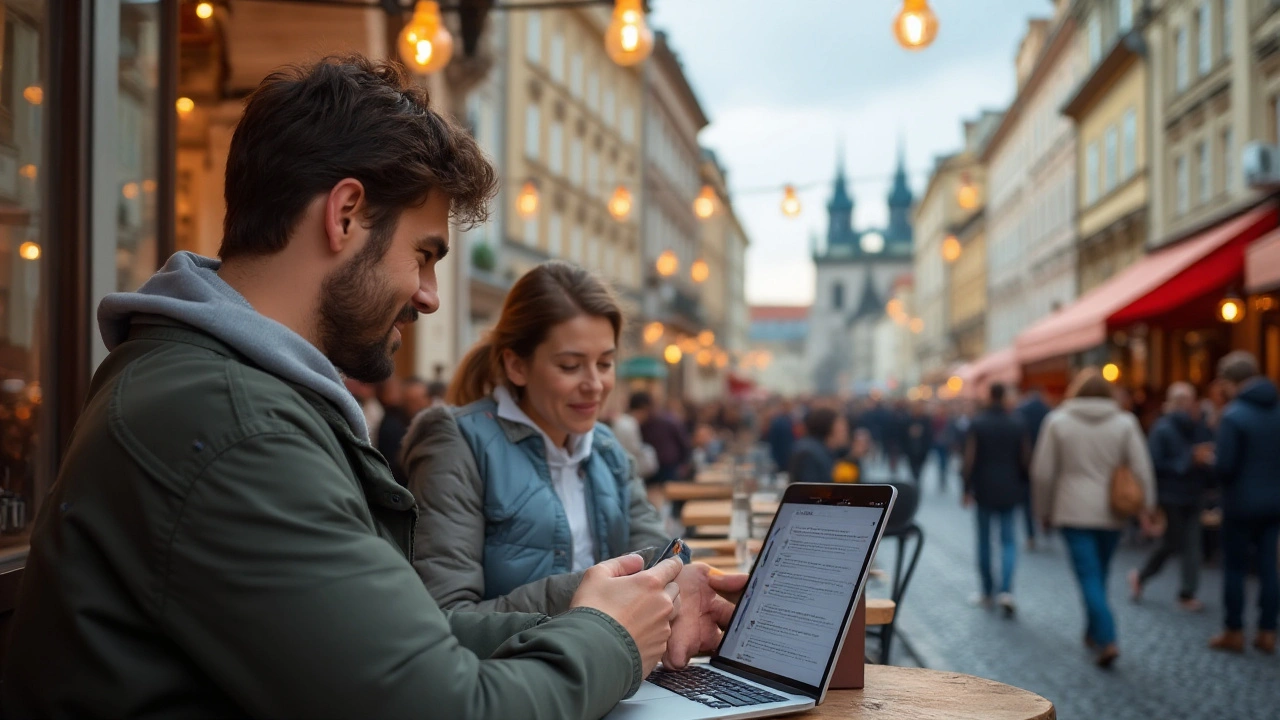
[717,503,884,688]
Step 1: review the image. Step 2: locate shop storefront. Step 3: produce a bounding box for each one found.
[1245,230,1280,380]
[0,0,179,651]
[1014,202,1279,420]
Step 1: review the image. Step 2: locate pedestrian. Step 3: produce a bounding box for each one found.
[929,402,951,489]
[903,400,933,484]
[963,383,1028,618]
[787,407,850,484]
[764,399,797,474]
[1016,388,1052,550]
[1129,382,1213,612]
[1207,351,1280,655]
[1,55,687,717]
[1032,368,1155,668]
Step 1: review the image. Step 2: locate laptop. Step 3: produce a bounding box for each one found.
[606,482,898,720]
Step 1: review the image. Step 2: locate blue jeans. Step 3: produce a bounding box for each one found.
[1222,518,1280,632]
[1061,528,1121,647]
[976,507,1017,596]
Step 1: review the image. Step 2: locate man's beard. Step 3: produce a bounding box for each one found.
[318,244,419,384]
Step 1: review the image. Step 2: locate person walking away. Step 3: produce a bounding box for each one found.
[903,401,933,485]
[1032,369,1155,668]
[964,384,1027,618]
[1129,382,1213,612]
[788,408,849,484]
[930,403,951,490]
[1017,389,1052,550]
[1207,352,1280,654]
[764,399,797,475]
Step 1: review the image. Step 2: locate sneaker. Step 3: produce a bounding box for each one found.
[969,593,994,610]
[1209,630,1246,653]
[1255,631,1277,655]
[996,593,1016,619]
[1095,644,1119,668]
[1127,569,1143,603]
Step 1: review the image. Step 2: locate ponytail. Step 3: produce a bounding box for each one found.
[448,341,498,406]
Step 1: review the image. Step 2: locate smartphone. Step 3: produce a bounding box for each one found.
[646,538,687,570]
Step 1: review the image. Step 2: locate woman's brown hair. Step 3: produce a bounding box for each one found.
[448,261,623,405]
[1066,367,1115,400]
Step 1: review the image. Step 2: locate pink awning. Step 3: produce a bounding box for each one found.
[969,347,1020,385]
[1246,229,1280,293]
[1016,205,1277,365]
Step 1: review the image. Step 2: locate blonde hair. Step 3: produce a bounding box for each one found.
[447,262,623,406]
[1066,367,1114,400]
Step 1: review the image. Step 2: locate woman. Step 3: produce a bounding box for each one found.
[400,262,670,615]
[1031,368,1155,667]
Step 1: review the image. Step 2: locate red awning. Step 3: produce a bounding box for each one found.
[1246,229,1280,293]
[1016,204,1277,365]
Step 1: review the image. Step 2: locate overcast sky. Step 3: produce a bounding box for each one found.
[649,0,1049,306]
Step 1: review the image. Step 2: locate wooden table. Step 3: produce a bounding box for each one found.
[663,482,733,501]
[680,499,779,528]
[803,665,1055,719]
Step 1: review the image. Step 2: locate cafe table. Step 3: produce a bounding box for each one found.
[802,665,1055,719]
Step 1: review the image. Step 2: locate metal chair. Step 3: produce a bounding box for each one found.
[865,481,925,665]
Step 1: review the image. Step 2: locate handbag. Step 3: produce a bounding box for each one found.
[1109,427,1144,517]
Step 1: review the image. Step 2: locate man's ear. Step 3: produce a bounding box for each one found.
[324,178,367,254]
[502,348,530,389]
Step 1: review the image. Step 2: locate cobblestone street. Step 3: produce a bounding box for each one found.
[866,461,1279,720]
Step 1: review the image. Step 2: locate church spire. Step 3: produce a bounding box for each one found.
[826,136,856,248]
[885,133,914,246]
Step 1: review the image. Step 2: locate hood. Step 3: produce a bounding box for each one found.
[97,252,368,440]
[1236,377,1279,409]
[1061,397,1122,423]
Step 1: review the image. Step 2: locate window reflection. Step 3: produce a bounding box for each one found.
[117,0,160,292]
[0,0,45,551]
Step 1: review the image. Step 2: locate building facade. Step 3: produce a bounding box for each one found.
[984,6,1082,355]
[948,207,988,363]
[871,273,917,392]
[806,149,915,395]
[747,305,810,397]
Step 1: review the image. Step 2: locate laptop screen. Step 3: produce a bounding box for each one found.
[712,494,889,695]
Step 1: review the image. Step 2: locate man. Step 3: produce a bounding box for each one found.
[641,391,692,485]
[1016,388,1052,550]
[901,400,933,484]
[2,56,739,718]
[787,407,850,484]
[964,384,1028,618]
[615,391,661,507]
[425,378,448,408]
[764,398,797,473]
[1130,382,1213,612]
[1208,352,1280,654]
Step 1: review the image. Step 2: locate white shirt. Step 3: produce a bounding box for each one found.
[494,386,596,572]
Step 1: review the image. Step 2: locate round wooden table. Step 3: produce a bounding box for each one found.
[803,665,1054,719]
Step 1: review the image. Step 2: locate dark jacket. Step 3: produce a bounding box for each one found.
[642,413,691,470]
[965,405,1027,510]
[1148,411,1213,507]
[788,436,836,484]
[1016,395,1051,451]
[376,406,411,484]
[0,322,641,719]
[902,413,933,460]
[765,413,796,472]
[1215,378,1280,519]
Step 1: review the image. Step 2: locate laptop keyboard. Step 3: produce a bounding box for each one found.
[648,666,788,709]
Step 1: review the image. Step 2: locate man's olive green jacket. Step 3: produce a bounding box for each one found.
[1,320,642,718]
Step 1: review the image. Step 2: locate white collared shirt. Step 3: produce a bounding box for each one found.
[494,386,596,572]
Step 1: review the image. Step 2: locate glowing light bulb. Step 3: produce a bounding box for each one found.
[643,321,665,345]
[398,1,453,75]
[956,174,979,209]
[175,97,195,117]
[1219,294,1245,323]
[781,185,801,218]
[946,376,964,393]
[517,181,540,219]
[22,85,42,105]
[18,164,37,180]
[656,249,678,277]
[690,258,710,284]
[664,344,683,365]
[196,2,214,19]
[18,241,40,261]
[696,349,713,367]
[894,0,939,51]
[122,182,140,199]
[694,185,716,219]
[698,330,715,347]
[714,351,729,369]
[608,186,633,221]
[942,235,961,263]
[605,0,654,67]
[1102,363,1121,382]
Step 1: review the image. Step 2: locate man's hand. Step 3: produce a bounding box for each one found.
[570,554,683,677]
[663,563,750,670]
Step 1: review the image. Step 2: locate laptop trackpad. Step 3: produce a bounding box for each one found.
[629,682,677,702]
[607,695,702,719]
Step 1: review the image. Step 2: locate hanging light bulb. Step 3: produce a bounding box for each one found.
[690,258,710,283]
[195,2,214,19]
[22,85,42,105]
[656,249,678,277]
[516,181,540,219]
[643,321,665,345]
[956,173,979,209]
[1219,292,1245,324]
[696,349,714,367]
[18,241,40,261]
[698,330,715,347]
[608,186,633,221]
[942,235,961,263]
[175,97,195,117]
[693,185,717,219]
[781,185,802,218]
[605,0,655,67]
[398,1,454,75]
[664,344,683,365]
[894,0,939,51]
[1102,363,1122,382]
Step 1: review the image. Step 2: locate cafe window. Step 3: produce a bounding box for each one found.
[1198,3,1212,76]
[1222,0,1233,58]
[1175,27,1189,92]
[1198,140,1211,203]
[1222,126,1234,192]
[1175,153,1189,214]
[1122,108,1137,179]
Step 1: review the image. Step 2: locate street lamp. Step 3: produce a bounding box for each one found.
[656,249,678,277]
[694,186,717,219]
[398,1,454,75]
[942,235,961,263]
[18,242,40,261]
[608,186,633,221]
[195,2,214,19]
[894,0,939,51]
[175,97,195,118]
[1219,291,1245,323]
[956,173,979,209]
[605,0,655,67]
[690,258,710,283]
[1102,363,1121,382]
[663,344,683,364]
[781,185,801,218]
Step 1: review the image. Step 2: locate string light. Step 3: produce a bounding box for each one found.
[1102,363,1121,382]
[175,97,195,117]
[698,330,715,347]
[894,0,939,51]
[942,235,961,263]
[663,344,683,364]
[608,186,633,221]
[781,185,801,218]
[605,0,655,66]
[516,181,540,219]
[694,186,716,219]
[18,242,40,261]
[690,258,710,283]
[656,249,678,277]
[643,321,665,345]
[398,1,454,75]
[195,2,214,19]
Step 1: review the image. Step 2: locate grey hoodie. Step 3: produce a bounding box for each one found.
[97,252,369,440]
